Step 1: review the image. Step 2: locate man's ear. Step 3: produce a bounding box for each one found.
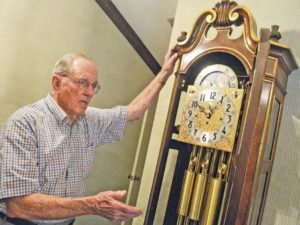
[52,74,61,91]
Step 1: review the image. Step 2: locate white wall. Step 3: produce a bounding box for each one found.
[0,1,153,225]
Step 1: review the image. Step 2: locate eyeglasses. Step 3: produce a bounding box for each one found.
[60,75,101,94]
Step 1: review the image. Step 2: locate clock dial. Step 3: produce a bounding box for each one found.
[178,85,243,152]
[194,64,238,88]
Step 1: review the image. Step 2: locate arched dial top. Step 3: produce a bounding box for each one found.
[194,64,239,88]
[178,85,243,152]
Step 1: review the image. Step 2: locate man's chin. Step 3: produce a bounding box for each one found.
[75,107,87,117]
[78,109,87,116]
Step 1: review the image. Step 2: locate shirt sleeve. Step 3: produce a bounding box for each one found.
[85,105,128,147]
[0,113,39,200]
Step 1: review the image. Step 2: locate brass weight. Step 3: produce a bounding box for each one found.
[188,172,208,220]
[188,148,209,221]
[203,151,227,225]
[177,146,199,222]
[202,177,223,225]
[178,169,196,216]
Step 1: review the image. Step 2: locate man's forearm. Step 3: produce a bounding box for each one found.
[127,72,167,121]
[6,190,143,222]
[6,193,93,220]
[127,48,179,122]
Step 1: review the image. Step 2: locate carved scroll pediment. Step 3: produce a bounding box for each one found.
[176,0,258,54]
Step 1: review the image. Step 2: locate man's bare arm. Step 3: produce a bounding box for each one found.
[6,190,142,223]
[127,48,179,122]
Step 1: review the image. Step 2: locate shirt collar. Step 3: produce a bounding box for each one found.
[44,93,68,124]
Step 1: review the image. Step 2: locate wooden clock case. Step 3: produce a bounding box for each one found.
[144,1,298,225]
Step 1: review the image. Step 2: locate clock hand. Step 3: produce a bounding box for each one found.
[198,105,205,112]
[198,104,209,117]
[198,102,215,119]
[209,101,221,114]
[207,112,212,119]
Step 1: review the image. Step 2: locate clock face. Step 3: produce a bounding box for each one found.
[194,64,238,88]
[178,85,243,152]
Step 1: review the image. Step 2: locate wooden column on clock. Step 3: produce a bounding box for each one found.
[144,1,298,225]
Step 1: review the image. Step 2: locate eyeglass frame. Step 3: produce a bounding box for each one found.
[57,74,101,94]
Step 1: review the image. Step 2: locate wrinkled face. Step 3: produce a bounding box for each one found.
[52,58,99,123]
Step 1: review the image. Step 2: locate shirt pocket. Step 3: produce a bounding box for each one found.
[75,144,95,180]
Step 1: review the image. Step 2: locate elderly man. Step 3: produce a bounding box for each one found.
[0,48,178,225]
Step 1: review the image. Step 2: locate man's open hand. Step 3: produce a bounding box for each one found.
[91,190,143,223]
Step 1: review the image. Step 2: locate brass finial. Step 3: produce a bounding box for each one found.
[177,31,188,42]
[270,25,282,41]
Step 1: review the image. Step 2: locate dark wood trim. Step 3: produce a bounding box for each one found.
[95,0,161,75]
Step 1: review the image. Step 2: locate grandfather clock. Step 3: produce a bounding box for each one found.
[144,1,298,225]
